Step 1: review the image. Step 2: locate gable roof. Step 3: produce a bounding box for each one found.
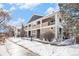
[28,14,43,23]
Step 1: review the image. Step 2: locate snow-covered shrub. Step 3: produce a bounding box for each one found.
[40,31,55,42]
[58,38,76,46]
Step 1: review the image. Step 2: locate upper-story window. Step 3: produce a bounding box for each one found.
[51,27,53,29]
[29,24,31,27]
[48,18,55,25]
[25,26,27,27]
[37,21,40,25]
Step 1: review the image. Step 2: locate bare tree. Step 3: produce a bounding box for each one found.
[0,8,11,32]
[59,4,79,36]
[58,4,79,44]
[6,25,15,37]
[20,24,25,37]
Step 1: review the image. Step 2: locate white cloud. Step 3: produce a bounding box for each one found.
[45,7,55,14]
[13,3,40,10]
[9,6,16,12]
[8,17,26,28]
[20,3,40,9]
[45,4,60,14]
[0,4,4,8]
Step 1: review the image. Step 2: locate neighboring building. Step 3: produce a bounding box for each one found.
[24,12,63,41]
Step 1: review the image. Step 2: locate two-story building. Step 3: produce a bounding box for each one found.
[24,12,63,41]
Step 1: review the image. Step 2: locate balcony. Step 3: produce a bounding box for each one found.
[32,24,40,29]
[48,21,55,26]
[42,21,55,27]
[42,22,48,27]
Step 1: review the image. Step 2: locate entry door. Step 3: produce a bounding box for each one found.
[37,29,40,38]
[28,31,31,37]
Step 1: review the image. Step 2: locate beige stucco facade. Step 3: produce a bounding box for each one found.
[24,12,63,40]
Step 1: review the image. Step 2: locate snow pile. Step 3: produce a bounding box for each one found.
[53,44,79,56]
[58,38,76,46]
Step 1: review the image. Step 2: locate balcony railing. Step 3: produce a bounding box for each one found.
[32,24,40,29]
[26,21,55,30]
[48,22,55,26]
[42,22,48,27]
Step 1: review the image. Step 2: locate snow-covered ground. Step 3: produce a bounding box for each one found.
[0,38,38,56]
[9,37,79,56]
[0,44,10,56]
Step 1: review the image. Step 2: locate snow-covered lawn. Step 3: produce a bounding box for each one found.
[0,44,10,56]
[9,37,79,56]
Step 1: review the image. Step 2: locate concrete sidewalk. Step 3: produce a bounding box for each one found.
[0,44,10,56]
[0,39,39,56]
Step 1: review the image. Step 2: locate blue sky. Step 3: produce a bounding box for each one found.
[0,3,59,28]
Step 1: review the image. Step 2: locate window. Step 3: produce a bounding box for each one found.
[59,18,62,22]
[25,26,27,27]
[59,28,62,34]
[51,27,53,29]
[48,20,55,25]
[37,21,40,24]
[29,24,31,27]
[32,30,36,33]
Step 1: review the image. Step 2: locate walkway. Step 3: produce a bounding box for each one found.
[0,39,39,56]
